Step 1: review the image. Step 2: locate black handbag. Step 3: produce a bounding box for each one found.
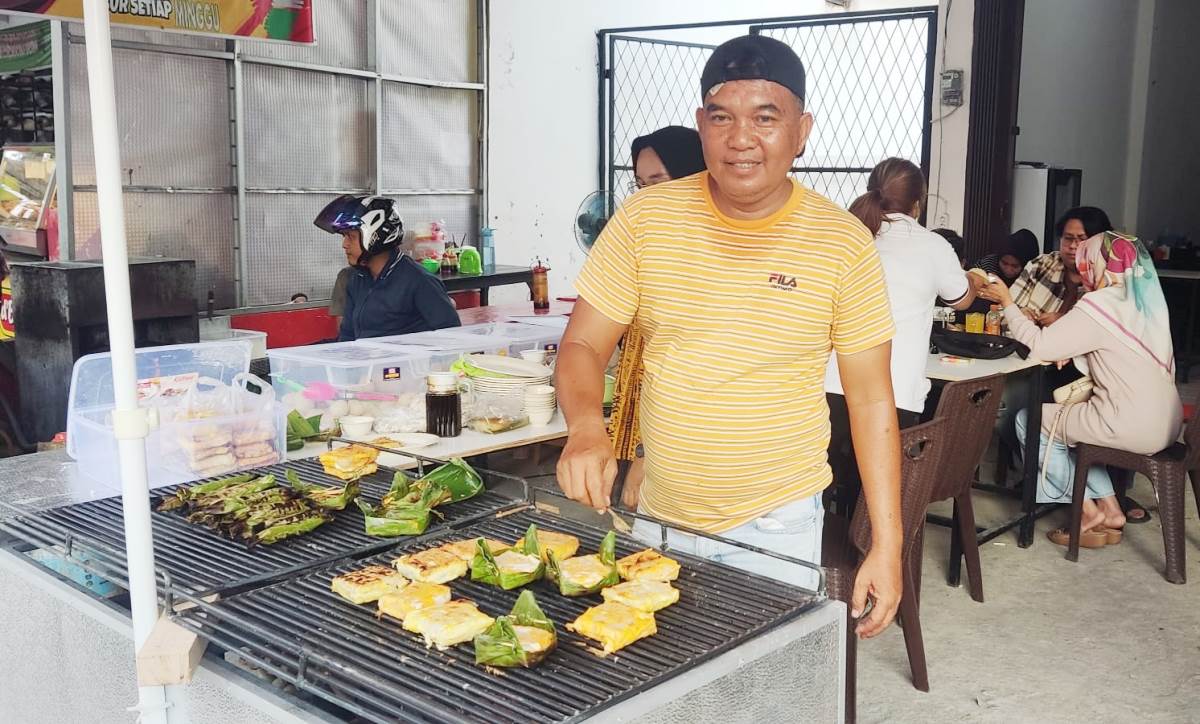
[930,327,1029,360]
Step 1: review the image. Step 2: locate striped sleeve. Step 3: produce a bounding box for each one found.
[575,200,639,325]
[831,237,894,354]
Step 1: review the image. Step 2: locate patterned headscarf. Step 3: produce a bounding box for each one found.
[1075,232,1175,377]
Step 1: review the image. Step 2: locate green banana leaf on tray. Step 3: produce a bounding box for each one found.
[285,469,360,510]
[470,523,545,590]
[474,590,557,668]
[546,530,620,597]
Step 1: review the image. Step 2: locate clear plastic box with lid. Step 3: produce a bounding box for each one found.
[266,341,433,420]
[66,340,286,495]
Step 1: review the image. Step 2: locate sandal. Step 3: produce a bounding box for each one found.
[1092,526,1123,545]
[1121,496,1152,524]
[1047,527,1108,548]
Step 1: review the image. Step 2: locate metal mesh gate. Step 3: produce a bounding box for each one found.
[600,8,936,211]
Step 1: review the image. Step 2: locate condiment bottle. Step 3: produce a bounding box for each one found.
[531,257,550,310]
[425,372,462,437]
[480,227,496,272]
[985,304,1003,335]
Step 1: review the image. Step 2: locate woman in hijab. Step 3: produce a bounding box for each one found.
[982,232,1181,548]
[611,126,706,510]
[972,228,1041,286]
[628,126,706,192]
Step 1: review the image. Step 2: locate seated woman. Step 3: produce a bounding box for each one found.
[825,158,979,509]
[982,232,1181,547]
[612,125,706,509]
[313,195,460,341]
[1009,206,1112,327]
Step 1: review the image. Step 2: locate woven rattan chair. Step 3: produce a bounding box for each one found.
[823,418,948,721]
[928,374,1005,601]
[1066,415,1200,583]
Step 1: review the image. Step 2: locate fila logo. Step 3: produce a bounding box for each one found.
[769,273,797,290]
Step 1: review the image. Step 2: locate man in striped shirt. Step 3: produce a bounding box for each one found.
[557,35,902,638]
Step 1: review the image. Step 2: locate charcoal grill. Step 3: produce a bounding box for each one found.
[168,499,825,724]
[0,454,517,598]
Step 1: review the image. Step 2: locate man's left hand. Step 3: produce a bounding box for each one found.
[851,546,902,638]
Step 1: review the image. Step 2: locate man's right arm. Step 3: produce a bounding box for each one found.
[555,299,627,510]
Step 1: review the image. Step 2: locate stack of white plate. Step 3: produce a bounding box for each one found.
[523,385,557,426]
[464,354,552,398]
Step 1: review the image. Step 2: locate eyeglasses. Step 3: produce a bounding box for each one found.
[1060,234,1089,244]
[626,180,641,194]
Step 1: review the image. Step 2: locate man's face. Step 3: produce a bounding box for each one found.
[696,79,813,214]
[999,254,1023,281]
[341,230,363,266]
[634,147,671,190]
[1059,219,1089,270]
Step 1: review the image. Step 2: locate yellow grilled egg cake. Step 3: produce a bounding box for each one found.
[331,565,409,604]
[617,549,680,582]
[440,537,511,562]
[403,600,495,650]
[392,547,469,583]
[600,579,679,613]
[377,581,452,621]
[567,601,656,655]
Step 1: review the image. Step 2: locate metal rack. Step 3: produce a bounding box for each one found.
[0,450,521,599]
[168,503,823,723]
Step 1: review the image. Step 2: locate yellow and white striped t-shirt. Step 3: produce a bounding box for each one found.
[576,172,893,533]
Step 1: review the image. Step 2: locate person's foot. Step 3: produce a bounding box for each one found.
[1096,496,1127,530]
[1081,508,1106,534]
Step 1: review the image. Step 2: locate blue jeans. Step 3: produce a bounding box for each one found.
[633,495,823,591]
[1015,408,1114,504]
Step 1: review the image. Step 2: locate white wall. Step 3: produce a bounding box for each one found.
[1137,0,1200,242]
[487,0,969,299]
[1015,0,1141,231]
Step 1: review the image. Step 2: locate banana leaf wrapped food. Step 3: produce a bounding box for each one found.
[158,473,330,545]
[156,473,254,512]
[357,459,484,537]
[285,469,360,510]
[474,590,557,668]
[440,537,511,562]
[405,458,484,505]
[470,524,544,590]
[514,528,579,563]
[546,530,620,596]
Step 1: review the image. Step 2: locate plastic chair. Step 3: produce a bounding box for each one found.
[1066,415,1200,583]
[928,374,1006,601]
[822,418,948,721]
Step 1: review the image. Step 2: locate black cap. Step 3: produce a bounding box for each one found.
[701,35,806,103]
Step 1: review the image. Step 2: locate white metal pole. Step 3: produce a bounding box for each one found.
[80,1,169,721]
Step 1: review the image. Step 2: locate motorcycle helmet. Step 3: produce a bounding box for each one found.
[314,195,404,265]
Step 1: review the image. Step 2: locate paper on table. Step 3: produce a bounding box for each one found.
[506,315,569,329]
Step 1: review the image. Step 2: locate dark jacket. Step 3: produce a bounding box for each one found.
[338,250,461,341]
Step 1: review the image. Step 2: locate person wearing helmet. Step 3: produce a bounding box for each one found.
[314,195,460,341]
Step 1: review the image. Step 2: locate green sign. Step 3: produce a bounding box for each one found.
[0,21,51,74]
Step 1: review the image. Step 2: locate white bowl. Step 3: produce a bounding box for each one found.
[525,384,556,395]
[339,415,375,438]
[519,349,549,365]
[528,409,556,426]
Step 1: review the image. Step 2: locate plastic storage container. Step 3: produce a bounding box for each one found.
[362,330,494,373]
[267,341,433,427]
[66,341,286,495]
[435,322,563,358]
[199,325,268,359]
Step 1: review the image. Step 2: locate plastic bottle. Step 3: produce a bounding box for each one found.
[985,304,1003,336]
[531,258,550,310]
[480,227,496,272]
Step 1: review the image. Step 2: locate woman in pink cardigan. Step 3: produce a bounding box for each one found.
[982,232,1181,548]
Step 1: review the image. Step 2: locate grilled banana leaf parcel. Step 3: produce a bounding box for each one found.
[546,530,620,597]
[470,524,544,589]
[285,469,360,510]
[356,478,446,537]
[408,458,484,504]
[474,590,557,668]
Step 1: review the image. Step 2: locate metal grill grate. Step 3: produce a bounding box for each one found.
[0,457,514,598]
[171,507,819,723]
